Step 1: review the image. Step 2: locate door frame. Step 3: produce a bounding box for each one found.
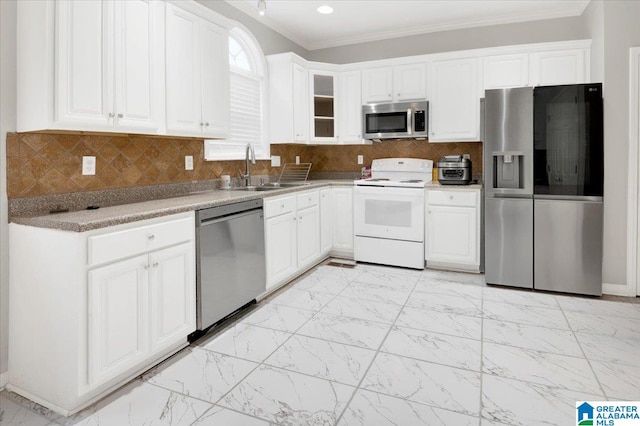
[627,47,640,296]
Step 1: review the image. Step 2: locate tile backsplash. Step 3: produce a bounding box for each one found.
[6,132,482,198]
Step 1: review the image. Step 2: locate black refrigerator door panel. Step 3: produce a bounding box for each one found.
[533,83,603,197]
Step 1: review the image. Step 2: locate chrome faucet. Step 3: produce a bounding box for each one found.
[240,143,256,186]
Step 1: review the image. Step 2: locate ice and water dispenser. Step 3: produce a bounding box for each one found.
[492,152,525,189]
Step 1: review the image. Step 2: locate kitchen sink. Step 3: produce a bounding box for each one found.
[236,186,282,191]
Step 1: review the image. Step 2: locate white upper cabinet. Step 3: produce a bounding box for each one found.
[362,67,393,103]
[268,54,309,143]
[165,3,229,138]
[428,58,480,142]
[339,70,365,144]
[55,0,110,127]
[529,49,587,86]
[310,71,338,143]
[393,64,427,101]
[293,64,310,143]
[22,0,164,133]
[113,0,164,132]
[362,64,426,104]
[483,53,529,91]
[199,19,230,137]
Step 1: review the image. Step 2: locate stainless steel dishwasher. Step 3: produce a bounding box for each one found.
[195,199,265,333]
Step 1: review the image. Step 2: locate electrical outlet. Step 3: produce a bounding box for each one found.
[271,155,281,167]
[185,156,194,170]
[357,155,364,165]
[295,156,300,165]
[82,156,96,175]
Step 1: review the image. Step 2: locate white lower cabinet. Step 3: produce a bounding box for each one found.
[264,190,322,290]
[320,188,332,255]
[148,243,196,353]
[425,188,481,271]
[265,209,298,289]
[8,212,195,416]
[331,187,354,257]
[88,254,150,388]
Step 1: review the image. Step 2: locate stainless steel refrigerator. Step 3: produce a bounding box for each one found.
[484,84,603,296]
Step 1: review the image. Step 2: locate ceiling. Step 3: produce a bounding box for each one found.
[224,0,590,51]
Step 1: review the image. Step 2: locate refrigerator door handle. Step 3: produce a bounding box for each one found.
[533,195,603,202]
[492,193,533,199]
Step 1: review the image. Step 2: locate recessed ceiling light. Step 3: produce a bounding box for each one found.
[257,0,266,16]
[317,4,333,14]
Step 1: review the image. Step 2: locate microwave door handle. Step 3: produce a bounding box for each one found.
[407,109,413,135]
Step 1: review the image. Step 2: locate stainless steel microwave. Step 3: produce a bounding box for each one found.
[362,101,429,140]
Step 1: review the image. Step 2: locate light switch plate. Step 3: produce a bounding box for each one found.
[357,155,364,165]
[271,155,281,167]
[185,156,194,170]
[295,156,300,165]
[82,156,96,175]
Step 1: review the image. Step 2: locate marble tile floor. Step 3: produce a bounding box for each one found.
[2,262,640,426]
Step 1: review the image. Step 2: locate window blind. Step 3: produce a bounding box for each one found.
[204,70,264,160]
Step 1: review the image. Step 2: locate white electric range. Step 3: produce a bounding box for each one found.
[353,158,433,269]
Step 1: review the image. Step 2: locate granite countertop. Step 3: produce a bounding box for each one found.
[9,180,355,232]
[10,179,484,232]
[425,182,484,191]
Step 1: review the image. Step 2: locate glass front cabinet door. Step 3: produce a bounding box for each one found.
[310,71,338,143]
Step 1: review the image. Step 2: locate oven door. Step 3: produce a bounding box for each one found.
[354,186,424,242]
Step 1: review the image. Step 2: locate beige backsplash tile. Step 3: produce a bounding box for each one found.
[5,132,482,198]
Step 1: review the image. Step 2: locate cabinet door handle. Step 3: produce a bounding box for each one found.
[397,93,401,97]
[144,264,150,270]
[205,122,210,127]
[117,113,123,119]
[200,122,204,127]
[108,112,114,118]
[148,235,155,241]
[152,262,159,268]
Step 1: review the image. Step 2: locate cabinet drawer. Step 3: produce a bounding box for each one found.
[296,190,319,210]
[428,190,478,207]
[88,217,193,266]
[264,195,296,219]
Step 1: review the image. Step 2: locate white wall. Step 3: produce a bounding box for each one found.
[581,0,605,82]
[307,15,588,63]
[600,0,640,293]
[0,0,17,381]
[197,0,308,57]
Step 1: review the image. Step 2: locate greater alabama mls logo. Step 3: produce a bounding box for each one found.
[577,401,640,426]
[578,402,594,425]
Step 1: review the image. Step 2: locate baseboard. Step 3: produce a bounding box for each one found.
[602,282,635,297]
[0,371,8,390]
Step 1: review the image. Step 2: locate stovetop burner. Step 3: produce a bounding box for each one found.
[355,158,434,188]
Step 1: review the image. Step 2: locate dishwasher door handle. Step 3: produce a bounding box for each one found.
[198,208,263,227]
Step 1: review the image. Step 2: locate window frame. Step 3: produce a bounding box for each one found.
[204,25,270,161]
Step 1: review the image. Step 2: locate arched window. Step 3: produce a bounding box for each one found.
[205,26,269,160]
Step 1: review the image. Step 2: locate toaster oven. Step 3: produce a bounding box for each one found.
[437,155,472,185]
